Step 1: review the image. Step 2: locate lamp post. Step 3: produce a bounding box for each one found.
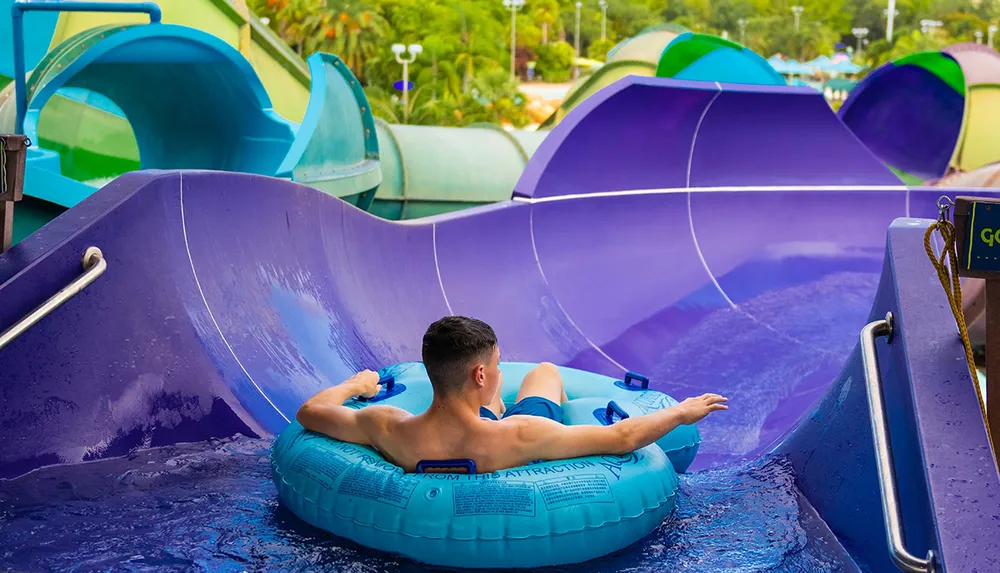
[503,0,526,81]
[884,1,898,42]
[791,6,804,33]
[738,18,746,45]
[573,1,582,78]
[599,0,608,42]
[990,25,998,48]
[976,29,985,44]
[852,27,869,56]
[392,43,422,124]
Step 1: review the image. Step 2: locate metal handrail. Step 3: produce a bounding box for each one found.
[0,247,106,351]
[860,312,937,573]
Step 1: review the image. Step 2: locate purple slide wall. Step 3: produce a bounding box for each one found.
[0,77,997,571]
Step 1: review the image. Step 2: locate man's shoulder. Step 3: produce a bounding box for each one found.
[357,404,412,420]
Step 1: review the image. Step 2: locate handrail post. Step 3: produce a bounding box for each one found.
[860,312,936,573]
[0,247,107,351]
[11,0,163,135]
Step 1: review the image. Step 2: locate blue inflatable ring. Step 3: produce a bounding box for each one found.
[271,362,699,568]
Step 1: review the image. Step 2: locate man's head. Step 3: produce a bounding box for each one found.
[422,316,500,403]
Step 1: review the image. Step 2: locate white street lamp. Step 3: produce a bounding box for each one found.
[574,2,582,55]
[738,18,746,45]
[791,6,804,33]
[503,0,526,81]
[573,1,582,78]
[599,0,608,42]
[884,1,899,42]
[989,25,997,48]
[852,27,869,55]
[976,29,984,44]
[392,43,422,123]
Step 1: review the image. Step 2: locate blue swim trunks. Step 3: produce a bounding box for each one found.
[480,396,564,424]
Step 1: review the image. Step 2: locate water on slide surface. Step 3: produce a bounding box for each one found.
[0,437,859,572]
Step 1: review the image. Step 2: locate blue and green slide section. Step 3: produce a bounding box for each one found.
[838,43,1000,183]
[541,29,785,128]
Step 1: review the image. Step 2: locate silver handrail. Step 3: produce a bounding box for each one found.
[0,247,106,351]
[861,311,936,573]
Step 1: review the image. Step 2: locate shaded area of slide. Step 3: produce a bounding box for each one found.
[0,78,997,571]
[839,43,1000,182]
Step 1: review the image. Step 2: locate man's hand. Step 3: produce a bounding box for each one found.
[346,369,382,398]
[673,393,728,425]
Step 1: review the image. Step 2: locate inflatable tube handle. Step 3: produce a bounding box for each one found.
[606,400,630,423]
[416,459,477,475]
[356,374,396,402]
[380,374,395,392]
[624,372,649,390]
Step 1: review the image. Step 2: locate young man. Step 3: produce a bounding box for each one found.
[297,316,728,473]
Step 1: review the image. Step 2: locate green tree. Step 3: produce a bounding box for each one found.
[250,0,330,56]
[471,69,530,126]
[587,38,616,61]
[534,40,575,81]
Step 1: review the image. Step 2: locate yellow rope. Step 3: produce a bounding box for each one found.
[923,219,993,444]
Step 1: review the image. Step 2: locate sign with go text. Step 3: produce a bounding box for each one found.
[965,201,1000,273]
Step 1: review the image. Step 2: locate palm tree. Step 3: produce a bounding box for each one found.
[276,0,329,56]
[451,0,503,93]
[324,9,387,79]
[531,0,559,44]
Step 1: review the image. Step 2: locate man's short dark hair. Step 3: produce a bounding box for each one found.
[422,316,497,395]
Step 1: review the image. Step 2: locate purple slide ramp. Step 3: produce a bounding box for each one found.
[0,77,997,571]
[515,76,901,200]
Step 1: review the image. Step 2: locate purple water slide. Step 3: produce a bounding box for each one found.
[836,44,1000,183]
[516,76,901,200]
[0,77,998,571]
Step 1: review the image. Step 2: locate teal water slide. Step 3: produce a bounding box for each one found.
[0,21,380,243]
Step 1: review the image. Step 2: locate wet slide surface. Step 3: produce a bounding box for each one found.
[0,78,997,570]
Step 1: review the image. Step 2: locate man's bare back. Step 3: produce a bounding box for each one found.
[297,317,727,474]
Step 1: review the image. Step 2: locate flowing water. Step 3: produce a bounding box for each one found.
[0,435,860,573]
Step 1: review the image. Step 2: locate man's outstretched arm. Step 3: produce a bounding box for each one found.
[296,370,393,446]
[512,393,728,463]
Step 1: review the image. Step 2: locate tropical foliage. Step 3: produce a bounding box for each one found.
[535,41,575,81]
[250,0,1000,126]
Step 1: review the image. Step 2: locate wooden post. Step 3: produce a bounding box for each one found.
[986,281,1000,456]
[0,200,12,252]
[0,134,29,253]
[954,197,1000,458]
